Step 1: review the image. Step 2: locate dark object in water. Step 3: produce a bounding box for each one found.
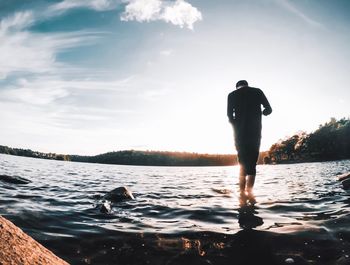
[338,172,350,181]
[337,172,350,189]
[99,200,112,214]
[99,186,135,213]
[238,205,264,229]
[103,186,135,202]
[341,178,350,190]
[0,174,31,185]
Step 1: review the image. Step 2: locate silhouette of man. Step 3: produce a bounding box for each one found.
[227,80,272,196]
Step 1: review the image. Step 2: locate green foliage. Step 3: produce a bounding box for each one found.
[267,117,350,163]
[0,146,71,161]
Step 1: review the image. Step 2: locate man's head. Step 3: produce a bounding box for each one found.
[236,80,248,89]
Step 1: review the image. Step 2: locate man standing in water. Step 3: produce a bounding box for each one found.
[227,80,272,196]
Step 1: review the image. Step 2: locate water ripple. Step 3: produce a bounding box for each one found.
[1,154,350,264]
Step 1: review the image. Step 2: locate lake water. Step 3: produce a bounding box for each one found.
[1,154,350,265]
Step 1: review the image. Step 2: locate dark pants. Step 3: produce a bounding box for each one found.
[235,131,261,175]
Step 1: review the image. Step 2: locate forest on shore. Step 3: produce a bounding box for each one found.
[0,117,348,166]
[0,145,269,167]
[266,117,350,164]
[0,146,246,166]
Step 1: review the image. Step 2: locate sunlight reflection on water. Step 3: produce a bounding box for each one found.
[0,154,349,237]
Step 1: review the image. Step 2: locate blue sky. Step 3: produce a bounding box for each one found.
[0,0,349,155]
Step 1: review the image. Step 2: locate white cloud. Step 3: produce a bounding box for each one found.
[0,11,34,32]
[161,0,202,30]
[0,11,102,79]
[121,0,202,29]
[277,0,322,27]
[49,0,116,13]
[0,11,52,78]
[49,0,202,29]
[1,79,69,105]
[0,76,134,105]
[121,0,162,22]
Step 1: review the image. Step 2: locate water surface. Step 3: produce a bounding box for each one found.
[1,154,349,264]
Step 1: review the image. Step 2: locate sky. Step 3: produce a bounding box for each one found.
[0,0,349,155]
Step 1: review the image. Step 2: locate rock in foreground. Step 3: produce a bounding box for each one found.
[0,216,68,265]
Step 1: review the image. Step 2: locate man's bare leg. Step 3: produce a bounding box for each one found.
[239,173,246,193]
[246,174,257,205]
[239,172,247,206]
[246,174,255,194]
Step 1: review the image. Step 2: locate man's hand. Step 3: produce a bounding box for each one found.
[263,108,272,116]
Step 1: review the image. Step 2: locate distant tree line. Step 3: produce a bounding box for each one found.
[0,145,70,161]
[0,145,268,167]
[266,117,350,164]
[70,150,240,166]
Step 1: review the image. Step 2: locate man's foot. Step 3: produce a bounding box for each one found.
[246,191,256,205]
[239,191,248,207]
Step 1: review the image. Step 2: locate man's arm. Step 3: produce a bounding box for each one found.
[261,91,272,116]
[227,93,235,124]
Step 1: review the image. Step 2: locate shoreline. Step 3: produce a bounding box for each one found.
[1,152,349,167]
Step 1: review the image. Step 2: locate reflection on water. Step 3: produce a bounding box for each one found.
[238,192,264,229]
[1,154,350,264]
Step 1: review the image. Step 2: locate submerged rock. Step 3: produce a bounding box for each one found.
[99,186,135,213]
[338,172,350,182]
[102,186,135,202]
[0,215,68,265]
[337,172,350,190]
[99,200,112,213]
[285,257,295,264]
[342,178,350,190]
[0,174,31,184]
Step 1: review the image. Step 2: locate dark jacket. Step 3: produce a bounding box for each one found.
[227,86,272,140]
